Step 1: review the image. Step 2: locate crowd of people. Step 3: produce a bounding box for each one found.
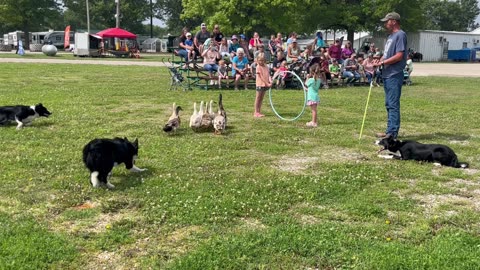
[175,24,410,90]
[175,15,410,131]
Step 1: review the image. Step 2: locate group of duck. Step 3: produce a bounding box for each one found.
[163,93,227,135]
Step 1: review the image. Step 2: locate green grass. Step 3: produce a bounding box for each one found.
[0,63,479,269]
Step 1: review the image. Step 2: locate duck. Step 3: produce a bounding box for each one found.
[163,103,182,133]
[191,101,203,131]
[199,100,214,130]
[213,93,227,135]
[189,101,202,128]
[208,100,215,120]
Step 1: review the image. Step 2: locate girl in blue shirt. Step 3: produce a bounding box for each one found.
[305,64,322,127]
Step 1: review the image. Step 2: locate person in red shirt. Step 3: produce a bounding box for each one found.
[329,38,343,64]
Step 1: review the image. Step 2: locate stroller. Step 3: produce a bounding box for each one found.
[163,58,190,91]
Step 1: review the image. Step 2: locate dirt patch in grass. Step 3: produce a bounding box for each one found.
[274,147,368,174]
[0,197,22,214]
[274,155,318,174]
[239,218,267,230]
[411,193,480,216]
[86,251,124,270]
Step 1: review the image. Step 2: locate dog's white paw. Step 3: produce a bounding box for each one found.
[130,165,147,173]
[433,162,442,167]
[106,182,115,189]
[378,154,394,159]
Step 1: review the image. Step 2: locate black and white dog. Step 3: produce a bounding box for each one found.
[82,137,147,189]
[375,136,469,168]
[0,103,52,129]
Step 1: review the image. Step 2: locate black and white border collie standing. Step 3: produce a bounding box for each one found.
[0,103,52,129]
[375,136,469,168]
[82,137,147,189]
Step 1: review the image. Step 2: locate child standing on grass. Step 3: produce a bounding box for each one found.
[217,59,229,89]
[305,64,321,127]
[254,56,272,118]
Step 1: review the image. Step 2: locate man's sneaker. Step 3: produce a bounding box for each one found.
[376,132,393,138]
[306,121,318,127]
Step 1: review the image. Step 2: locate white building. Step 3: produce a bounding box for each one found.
[371,30,480,62]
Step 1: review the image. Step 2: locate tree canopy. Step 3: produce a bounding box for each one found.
[0,0,478,41]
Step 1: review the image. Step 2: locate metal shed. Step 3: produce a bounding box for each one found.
[141,38,167,53]
[372,30,480,62]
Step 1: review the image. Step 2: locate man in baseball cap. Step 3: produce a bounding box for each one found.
[380,12,401,22]
[374,12,407,139]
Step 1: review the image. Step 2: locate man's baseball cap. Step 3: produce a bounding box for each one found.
[380,12,401,22]
[231,35,238,40]
[201,23,206,28]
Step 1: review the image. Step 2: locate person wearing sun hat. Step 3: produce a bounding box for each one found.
[287,38,300,63]
[374,11,407,139]
[238,34,253,60]
[229,35,241,60]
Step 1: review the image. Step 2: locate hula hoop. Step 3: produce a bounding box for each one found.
[268,70,307,121]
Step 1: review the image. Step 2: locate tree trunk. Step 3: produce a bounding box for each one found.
[347,29,354,48]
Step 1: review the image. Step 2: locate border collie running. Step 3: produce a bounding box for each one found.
[83,137,147,189]
[0,103,51,129]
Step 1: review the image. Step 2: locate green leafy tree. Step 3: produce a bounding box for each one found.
[422,0,480,31]
[181,0,425,41]
[154,0,200,35]
[0,0,63,46]
[181,0,305,37]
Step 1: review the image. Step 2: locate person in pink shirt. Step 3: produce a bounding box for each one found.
[341,41,355,60]
[363,53,381,86]
[329,38,343,64]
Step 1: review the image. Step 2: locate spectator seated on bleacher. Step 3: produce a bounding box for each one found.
[219,37,230,61]
[229,35,241,61]
[329,39,343,64]
[342,53,361,86]
[231,48,250,90]
[272,51,287,74]
[363,53,381,86]
[287,39,301,63]
[202,44,221,85]
[329,59,342,85]
[176,27,191,63]
[195,23,210,55]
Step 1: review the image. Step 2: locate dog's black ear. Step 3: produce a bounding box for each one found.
[38,103,43,106]
[124,137,129,142]
[133,138,139,148]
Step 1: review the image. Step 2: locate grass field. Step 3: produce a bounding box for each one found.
[0,63,479,269]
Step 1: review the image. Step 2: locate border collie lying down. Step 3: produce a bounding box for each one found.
[0,103,51,129]
[375,136,469,168]
[83,137,147,189]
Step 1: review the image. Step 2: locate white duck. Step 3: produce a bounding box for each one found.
[191,101,203,130]
[200,100,214,130]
